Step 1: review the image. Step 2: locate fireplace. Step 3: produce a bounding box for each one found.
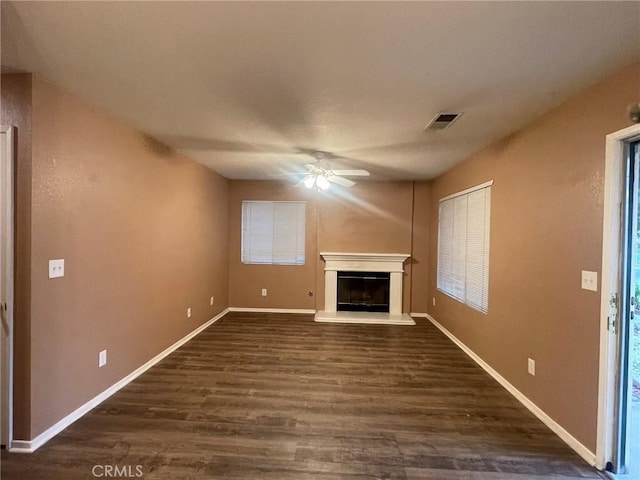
[337,271,390,312]
[315,253,414,325]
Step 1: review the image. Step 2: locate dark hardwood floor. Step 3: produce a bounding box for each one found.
[1,313,603,479]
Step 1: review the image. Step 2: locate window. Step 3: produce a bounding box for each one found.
[437,181,492,313]
[241,201,306,265]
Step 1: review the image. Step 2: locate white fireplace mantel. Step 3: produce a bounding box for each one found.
[315,252,415,325]
[321,252,410,273]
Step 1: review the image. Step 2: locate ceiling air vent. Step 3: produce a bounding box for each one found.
[424,112,463,130]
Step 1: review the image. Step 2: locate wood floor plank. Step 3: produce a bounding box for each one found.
[0,313,604,479]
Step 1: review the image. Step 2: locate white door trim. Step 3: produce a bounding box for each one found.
[0,125,15,448]
[597,123,640,470]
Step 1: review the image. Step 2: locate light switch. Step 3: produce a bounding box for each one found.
[49,259,65,279]
[581,270,598,292]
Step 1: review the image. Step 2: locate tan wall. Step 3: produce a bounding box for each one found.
[229,180,430,313]
[24,76,230,439]
[228,181,318,310]
[427,62,640,452]
[410,181,431,313]
[316,182,415,312]
[1,74,33,440]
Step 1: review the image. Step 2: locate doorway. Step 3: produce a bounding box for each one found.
[0,125,14,448]
[599,124,640,477]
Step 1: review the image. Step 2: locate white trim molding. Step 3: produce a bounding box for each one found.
[439,180,494,203]
[1,125,15,450]
[9,308,230,453]
[320,252,411,271]
[597,123,640,470]
[425,313,596,467]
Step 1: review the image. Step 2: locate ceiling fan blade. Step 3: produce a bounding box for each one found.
[327,175,355,187]
[268,172,305,177]
[296,175,312,187]
[330,169,370,177]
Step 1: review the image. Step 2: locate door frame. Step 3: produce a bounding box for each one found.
[0,124,15,448]
[598,123,640,470]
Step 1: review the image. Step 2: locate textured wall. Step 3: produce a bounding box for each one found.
[228,181,318,310]
[26,76,230,439]
[228,180,429,313]
[410,182,431,313]
[316,182,414,312]
[427,62,640,452]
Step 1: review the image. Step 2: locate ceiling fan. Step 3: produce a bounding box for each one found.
[277,151,370,190]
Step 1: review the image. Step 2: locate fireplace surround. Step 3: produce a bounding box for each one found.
[315,253,415,325]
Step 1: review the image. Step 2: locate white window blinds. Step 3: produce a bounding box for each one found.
[437,182,491,313]
[241,201,306,265]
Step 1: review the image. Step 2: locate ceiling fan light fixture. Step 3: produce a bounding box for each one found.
[303,175,316,189]
[287,154,367,189]
[316,175,330,190]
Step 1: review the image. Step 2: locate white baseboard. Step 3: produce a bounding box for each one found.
[8,440,31,452]
[425,313,596,467]
[228,307,316,314]
[9,308,230,453]
[410,312,429,318]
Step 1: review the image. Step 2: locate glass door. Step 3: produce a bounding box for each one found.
[615,139,640,478]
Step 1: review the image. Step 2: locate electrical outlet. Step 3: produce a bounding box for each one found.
[581,270,598,292]
[261,288,267,296]
[432,297,436,306]
[187,307,192,318]
[210,296,214,306]
[99,350,107,368]
[527,358,535,376]
[48,259,65,279]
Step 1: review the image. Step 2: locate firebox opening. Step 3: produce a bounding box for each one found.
[337,271,390,313]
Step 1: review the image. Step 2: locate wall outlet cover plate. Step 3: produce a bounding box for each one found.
[581,270,598,292]
[49,259,65,279]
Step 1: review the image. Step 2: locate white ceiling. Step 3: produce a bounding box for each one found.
[2,1,639,180]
